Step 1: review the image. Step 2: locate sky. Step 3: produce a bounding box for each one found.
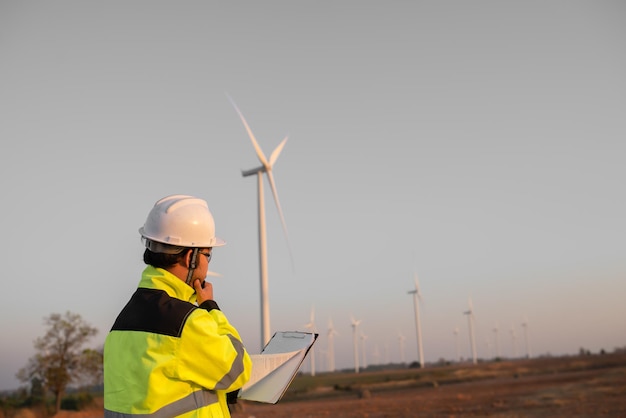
[1,1,625,390]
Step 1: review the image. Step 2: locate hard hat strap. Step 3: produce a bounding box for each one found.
[185,248,199,286]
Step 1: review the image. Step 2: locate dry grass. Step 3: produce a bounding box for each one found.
[6,353,626,418]
[233,353,626,417]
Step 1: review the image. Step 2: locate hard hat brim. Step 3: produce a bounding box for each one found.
[139,227,226,248]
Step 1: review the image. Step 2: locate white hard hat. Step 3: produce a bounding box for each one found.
[139,194,226,250]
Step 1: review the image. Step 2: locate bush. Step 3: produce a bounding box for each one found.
[61,393,93,411]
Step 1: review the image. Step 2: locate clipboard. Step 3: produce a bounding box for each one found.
[238,331,318,404]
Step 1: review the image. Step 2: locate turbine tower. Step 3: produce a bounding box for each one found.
[407,273,424,368]
[231,98,292,349]
[327,317,339,372]
[304,306,317,376]
[464,297,477,364]
[350,315,361,373]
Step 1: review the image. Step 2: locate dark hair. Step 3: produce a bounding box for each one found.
[143,248,187,269]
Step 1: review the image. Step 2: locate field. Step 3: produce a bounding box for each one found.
[5,353,625,418]
[231,353,626,418]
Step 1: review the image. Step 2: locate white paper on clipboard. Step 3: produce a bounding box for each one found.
[238,331,318,404]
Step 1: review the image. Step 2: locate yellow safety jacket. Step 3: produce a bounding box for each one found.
[104,266,252,418]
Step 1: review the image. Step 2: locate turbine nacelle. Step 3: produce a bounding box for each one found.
[241,166,267,177]
[408,272,422,299]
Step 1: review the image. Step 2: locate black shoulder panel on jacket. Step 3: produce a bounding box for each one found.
[110,288,197,337]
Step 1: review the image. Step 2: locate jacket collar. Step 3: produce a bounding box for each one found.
[139,265,197,304]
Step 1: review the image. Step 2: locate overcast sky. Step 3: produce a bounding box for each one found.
[1,1,625,390]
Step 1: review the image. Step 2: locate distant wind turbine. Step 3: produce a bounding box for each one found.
[360,332,368,369]
[372,344,380,365]
[327,317,339,372]
[522,317,531,358]
[385,341,390,364]
[230,97,293,349]
[453,327,460,362]
[510,324,518,358]
[350,315,361,373]
[493,323,500,359]
[304,306,317,376]
[464,297,477,364]
[407,272,424,368]
[398,332,406,363]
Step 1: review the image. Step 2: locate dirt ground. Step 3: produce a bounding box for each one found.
[7,354,625,418]
[231,356,626,418]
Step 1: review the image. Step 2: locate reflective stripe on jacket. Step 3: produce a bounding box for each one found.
[104,266,252,418]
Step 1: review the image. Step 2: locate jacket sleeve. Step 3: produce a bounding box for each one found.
[174,306,252,392]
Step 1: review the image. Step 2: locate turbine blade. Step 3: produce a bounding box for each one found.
[266,171,288,234]
[228,96,269,167]
[266,170,295,269]
[269,136,288,166]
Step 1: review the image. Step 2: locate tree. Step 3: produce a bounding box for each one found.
[76,347,104,388]
[17,311,98,414]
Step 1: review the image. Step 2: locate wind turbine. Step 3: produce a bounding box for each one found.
[231,98,292,349]
[407,273,424,368]
[398,332,406,363]
[453,327,460,362]
[463,297,477,364]
[510,323,518,358]
[493,322,500,359]
[372,344,380,365]
[304,306,317,376]
[350,315,361,373]
[360,332,368,369]
[384,341,390,364]
[327,317,339,372]
[522,317,531,358]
